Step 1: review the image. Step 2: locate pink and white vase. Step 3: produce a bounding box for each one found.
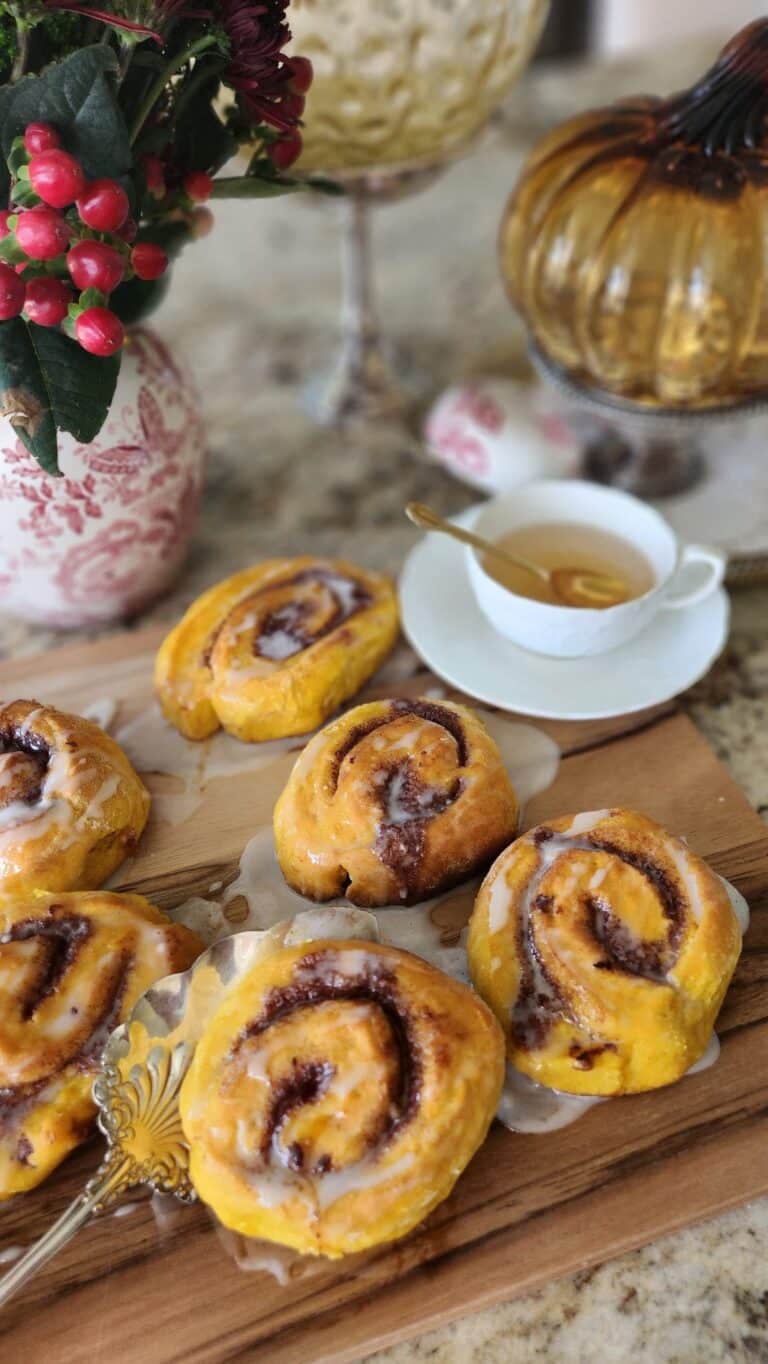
[0,328,206,629]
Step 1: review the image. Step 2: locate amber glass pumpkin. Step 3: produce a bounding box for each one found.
[500,20,768,407]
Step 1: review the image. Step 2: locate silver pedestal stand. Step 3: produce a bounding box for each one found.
[531,342,768,500]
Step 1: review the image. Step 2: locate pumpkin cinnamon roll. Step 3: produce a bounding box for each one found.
[154,557,399,742]
[0,890,201,1197]
[179,939,504,1257]
[468,808,743,1096]
[0,700,150,896]
[274,698,519,906]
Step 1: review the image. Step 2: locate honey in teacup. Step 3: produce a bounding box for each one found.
[484,522,656,608]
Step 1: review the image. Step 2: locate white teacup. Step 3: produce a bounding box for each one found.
[466,481,726,658]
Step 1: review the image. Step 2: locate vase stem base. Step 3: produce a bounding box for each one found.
[303,337,426,427]
[581,431,705,499]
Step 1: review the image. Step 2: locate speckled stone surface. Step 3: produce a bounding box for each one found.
[1,36,766,1364]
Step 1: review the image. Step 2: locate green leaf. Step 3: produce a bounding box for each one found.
[0,318,58,473]
[0,236,26,264]
[212,170,345,200]
[0,318,120,474]
[78,287,107,310]
[303,176,347,197]
[1,46,132,182]
[209,175,304,200]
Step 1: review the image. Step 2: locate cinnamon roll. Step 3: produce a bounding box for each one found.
[273,698,519,906]
[0,700,150,896]
[179,939,504,1257]
[468,808,743,1095]
[154,557,399,742]
[0,890,201,1197]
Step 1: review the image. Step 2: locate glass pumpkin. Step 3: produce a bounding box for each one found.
[500,20,768,408]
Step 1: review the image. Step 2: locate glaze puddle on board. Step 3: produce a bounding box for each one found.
[114,703,307,825]
[79,698,118,731]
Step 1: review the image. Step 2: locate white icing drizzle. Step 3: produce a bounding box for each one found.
[150,1191,190,1236]
[563,809,611,837]
[497,1065,602,1134]
[111,1201,140,1218]
[0,1246,23,1266]
[720,876,750,935]
[216,1228,293,1284]
[79,698,118,731]
[487,871,514,935]
[316,1152,416,1212]
[0,795,60,833]
[213,1224,315,1285]
[687,1034,721,1075]
[0,720,124,851]
[258,632,301,662]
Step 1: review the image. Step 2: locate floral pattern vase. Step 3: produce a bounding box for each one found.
[0,328,206,628]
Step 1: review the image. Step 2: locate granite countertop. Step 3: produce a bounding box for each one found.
[1,34,767,1364]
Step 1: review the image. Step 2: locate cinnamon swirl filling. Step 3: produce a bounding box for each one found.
[202,567,373,669]
[274,698,519,907]
[0,726,51,810]
[239,951,422,1160]
[180,939,505,1257]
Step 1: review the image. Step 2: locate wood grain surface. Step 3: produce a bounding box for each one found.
[0,627,766,1364]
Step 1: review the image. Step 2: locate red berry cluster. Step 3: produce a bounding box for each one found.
[139,152,215,240]
[0,123,174,357]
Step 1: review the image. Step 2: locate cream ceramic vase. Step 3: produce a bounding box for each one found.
[0,328,206,628]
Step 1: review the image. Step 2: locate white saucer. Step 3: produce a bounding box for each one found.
[399,507,729,721]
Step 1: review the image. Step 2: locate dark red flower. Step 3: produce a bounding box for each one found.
[220,1,302,132]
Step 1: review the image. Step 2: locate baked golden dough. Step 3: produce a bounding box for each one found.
[179,938,504,1257]
[274,698,519,906]
[0,700,150,896]
[468,808,743,1095]
[154,557,399,742]
[0,890,201,1198]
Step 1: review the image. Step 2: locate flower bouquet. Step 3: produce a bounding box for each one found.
[0,1,316,474]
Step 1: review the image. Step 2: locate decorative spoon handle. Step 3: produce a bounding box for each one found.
[0,1037,196,1308]
[0,1153,133,1309]
[404,502,549,582]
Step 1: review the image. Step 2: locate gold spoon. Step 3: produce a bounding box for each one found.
[405,502,630,609]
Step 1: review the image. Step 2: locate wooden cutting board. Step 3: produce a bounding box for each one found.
[0,625,766,1364]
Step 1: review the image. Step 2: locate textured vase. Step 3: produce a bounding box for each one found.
[0,328,206,629]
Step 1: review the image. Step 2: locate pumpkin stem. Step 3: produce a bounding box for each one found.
[659,18,768,155]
